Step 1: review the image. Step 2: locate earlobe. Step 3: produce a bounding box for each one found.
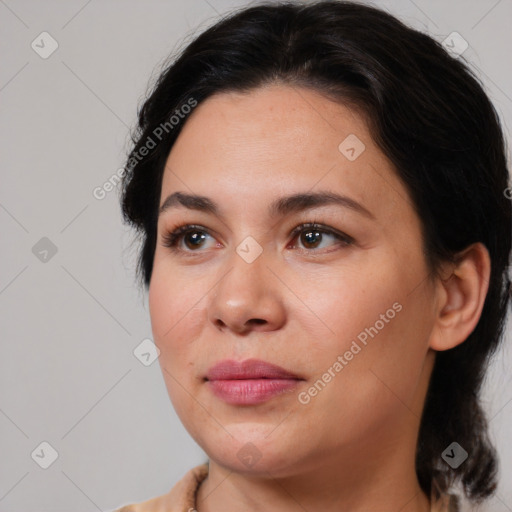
[429,242,491,352]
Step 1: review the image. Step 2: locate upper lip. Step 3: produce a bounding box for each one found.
[205,359,302,381]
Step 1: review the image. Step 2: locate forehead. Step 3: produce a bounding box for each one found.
[168,84,370,165]
[160,84,412,226]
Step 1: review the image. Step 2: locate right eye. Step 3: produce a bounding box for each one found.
[161,224,218,253]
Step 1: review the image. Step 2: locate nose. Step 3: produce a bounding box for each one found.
[208,249,287,335]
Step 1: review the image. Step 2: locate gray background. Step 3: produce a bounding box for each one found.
[1,0,511,511]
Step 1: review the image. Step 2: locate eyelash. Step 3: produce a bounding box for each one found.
[161,221,354,256]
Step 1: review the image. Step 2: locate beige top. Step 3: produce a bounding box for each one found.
[113,463,460,512]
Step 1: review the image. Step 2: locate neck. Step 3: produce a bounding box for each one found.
[196,435,431,512]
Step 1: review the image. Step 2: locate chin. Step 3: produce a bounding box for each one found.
[201,430,304,476]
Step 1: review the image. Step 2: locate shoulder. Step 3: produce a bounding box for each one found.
[110,463,209,512]
[110,465,461,512]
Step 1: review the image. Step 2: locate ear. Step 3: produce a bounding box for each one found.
[429,242,491,351]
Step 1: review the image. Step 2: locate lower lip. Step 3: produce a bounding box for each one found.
[207,378,301,405]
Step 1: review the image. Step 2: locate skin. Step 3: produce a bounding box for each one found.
[148,84,490,512]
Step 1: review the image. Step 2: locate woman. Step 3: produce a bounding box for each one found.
[114,1,511,511]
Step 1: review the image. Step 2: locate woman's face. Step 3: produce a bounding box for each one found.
[149,84,439,477]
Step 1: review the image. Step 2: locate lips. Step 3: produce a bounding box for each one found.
[206,358,301,381]
[205,359,303,405]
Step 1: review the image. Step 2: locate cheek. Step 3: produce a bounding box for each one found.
[148,270,209,395]
[149,260,206,342]
[296,258,429,396]
[294,262,403,349]
[148,271,206,420]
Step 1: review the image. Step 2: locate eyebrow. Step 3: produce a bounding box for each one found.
[159,190,375,220]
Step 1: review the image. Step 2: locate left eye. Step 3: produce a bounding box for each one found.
[161,222,353,254]
[289,223,353,251]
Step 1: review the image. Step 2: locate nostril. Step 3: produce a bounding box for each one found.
[213,317,266,332]
[215,319,227,329]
